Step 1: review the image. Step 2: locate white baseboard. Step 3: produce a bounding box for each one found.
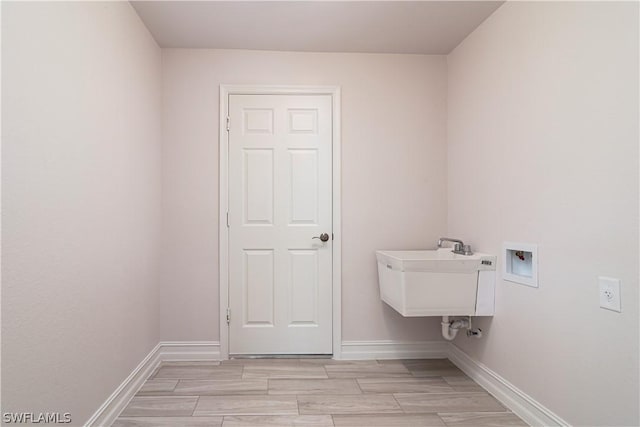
[340,340,449,360]
[448,343,569,427]
[158,341,221,361]
[84,342,162,427]
[84,341,220,427]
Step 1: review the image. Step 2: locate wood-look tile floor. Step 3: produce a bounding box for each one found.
[113,359,528,427]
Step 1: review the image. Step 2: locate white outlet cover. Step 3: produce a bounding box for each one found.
[599,276,621,313]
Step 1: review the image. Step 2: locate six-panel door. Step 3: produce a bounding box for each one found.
[228,94,333,355]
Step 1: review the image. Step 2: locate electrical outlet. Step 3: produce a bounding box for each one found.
[599,277,621,312]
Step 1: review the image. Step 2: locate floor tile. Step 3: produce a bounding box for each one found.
[113,416,222,426]
[153,365,243,380]
[439,412,528,426]
[221,415,334,426]
[223,358,302,366]
[175,379,268,395]
[268,379,361,395]
[380,359,454,368]
[243,365,328,379]
[410,366,466,378]
[298,394,402,415]
[299,359,379,366]
[357,377,454,394]
[161,361,222,366]
[119,396,198,417]
[333,414,446,426]
[394,392,506,413]
[388,359,466,378]
[136,379,178,395]
[126,357,517,426]
[324,363,411,379]
[193,395,299,416]
[441,376,484,392]
[149,361,221,376]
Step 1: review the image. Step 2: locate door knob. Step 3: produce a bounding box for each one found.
[313,233,330,242]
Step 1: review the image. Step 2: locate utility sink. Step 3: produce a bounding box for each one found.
[376,248,497,317]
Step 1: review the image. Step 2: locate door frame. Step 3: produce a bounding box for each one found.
[218,85,342,359]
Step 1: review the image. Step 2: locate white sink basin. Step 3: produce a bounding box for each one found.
[377,249,496,273]
[376,248,496,317]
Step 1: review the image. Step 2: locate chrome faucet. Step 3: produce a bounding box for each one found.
[438,237,473,256]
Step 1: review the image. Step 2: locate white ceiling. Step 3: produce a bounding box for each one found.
[131,1,504,54]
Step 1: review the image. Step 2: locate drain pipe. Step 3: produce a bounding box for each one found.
[441,316,471,341]
[441,316,457,341]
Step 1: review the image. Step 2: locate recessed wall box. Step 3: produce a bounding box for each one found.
[503,242,538,288]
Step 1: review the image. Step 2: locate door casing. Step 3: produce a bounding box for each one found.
[219,85,342,360]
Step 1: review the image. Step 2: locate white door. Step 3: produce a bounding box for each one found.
[228,94,333,355]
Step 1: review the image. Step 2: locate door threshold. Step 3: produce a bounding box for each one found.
[229,354,333,359]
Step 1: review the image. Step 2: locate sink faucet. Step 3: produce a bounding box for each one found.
[437,237,473,256]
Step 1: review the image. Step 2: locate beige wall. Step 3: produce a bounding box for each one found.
[447,2,639,426]
[161,49,448,342]
[2,2,162,423]
[5,2,638,424]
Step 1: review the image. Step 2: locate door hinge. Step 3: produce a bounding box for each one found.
[226,212,229,228]
[226,116,230,132]
[226,308,231,324]
[332,233,334,240]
